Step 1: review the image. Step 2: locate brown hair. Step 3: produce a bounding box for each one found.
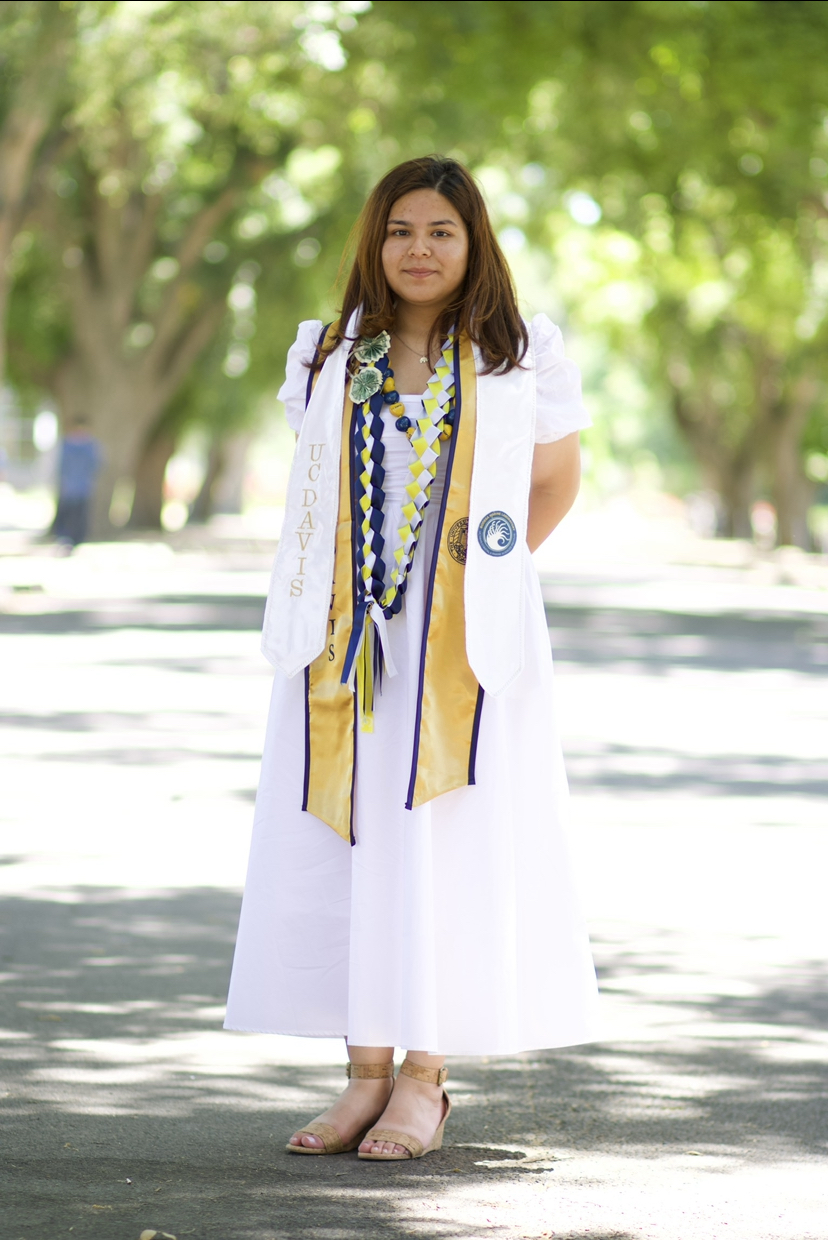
[326,155,528,374]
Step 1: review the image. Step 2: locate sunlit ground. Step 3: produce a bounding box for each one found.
[2,493,827,1240]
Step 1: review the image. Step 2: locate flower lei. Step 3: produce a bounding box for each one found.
[340,330,456,731]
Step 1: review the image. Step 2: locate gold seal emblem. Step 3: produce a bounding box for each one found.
[447,517,468,565]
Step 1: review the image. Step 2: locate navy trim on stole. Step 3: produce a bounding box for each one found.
[405,341,464,811]
[301,665,311,811]
[305,323,330,405]
[347,397,359,846]
[468,685,485,785]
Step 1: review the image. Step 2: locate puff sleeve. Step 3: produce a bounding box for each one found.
[530,313,591,444]
[276,319,325,433]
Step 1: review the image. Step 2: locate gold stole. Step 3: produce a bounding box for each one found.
[303,330,482,843]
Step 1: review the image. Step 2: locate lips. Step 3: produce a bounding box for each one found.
[403,268,437,277]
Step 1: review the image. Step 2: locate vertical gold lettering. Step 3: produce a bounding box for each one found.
[291,444,325,601]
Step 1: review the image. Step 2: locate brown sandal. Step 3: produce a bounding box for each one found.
[357,1059,451,1161]
[285,1062,394,1155]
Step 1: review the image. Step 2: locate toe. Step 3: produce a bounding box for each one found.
[359,1138,410,1157]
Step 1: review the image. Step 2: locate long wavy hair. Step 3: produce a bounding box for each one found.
[324,155,528,374]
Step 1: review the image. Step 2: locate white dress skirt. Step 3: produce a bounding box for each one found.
[225,318,601,1055]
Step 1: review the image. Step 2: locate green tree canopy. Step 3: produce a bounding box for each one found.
[5,0,828,544]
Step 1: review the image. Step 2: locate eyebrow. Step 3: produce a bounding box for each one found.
[387,218,458,227]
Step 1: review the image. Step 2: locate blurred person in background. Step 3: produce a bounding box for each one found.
[225,156,599,1161]
[51,417,102,548]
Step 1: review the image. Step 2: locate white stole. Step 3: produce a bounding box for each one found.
[261,310,358,677]
[465,329,536,695]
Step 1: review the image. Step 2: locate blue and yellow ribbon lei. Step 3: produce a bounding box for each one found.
[341,333,456,731]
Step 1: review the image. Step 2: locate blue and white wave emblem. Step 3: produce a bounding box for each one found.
[477,511,517,557]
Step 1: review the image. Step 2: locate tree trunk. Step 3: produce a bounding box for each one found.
[189,437,227,524]
[52,360,156,539]
[211,431,253,514]
[715,458,755,539]
[0,4,72,385]
[189,430,254,523]
[49,289,226,539]
[772,439,813,549]
[129,427,177,530]
[768,378,818,549]
[42,140,234,537]
[671,388,758,539]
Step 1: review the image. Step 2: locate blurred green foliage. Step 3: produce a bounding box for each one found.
[1,0,827,543]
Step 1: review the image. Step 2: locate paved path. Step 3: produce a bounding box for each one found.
[2,527,827,1240]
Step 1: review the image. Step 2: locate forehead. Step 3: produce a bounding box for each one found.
[387,188,461,224]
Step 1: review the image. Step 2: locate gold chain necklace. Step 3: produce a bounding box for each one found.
[394,332,433,366]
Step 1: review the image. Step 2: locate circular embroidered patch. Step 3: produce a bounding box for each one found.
[477,511,517,557]
[447,517,468,564]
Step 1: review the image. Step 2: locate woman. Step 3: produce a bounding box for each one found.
[225,155,600,1161]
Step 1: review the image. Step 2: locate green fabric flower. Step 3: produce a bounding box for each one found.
[349,366,384,404]
[353,332,391,364]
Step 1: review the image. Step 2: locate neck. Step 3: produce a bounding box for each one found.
[393,300,445,345]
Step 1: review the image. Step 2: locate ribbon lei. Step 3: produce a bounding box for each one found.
[343,597,398,732]
[340,333,455,733]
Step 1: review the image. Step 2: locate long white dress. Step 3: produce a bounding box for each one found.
[225,316,601,1055]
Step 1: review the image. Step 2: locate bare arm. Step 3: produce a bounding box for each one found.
[526,431,581,553]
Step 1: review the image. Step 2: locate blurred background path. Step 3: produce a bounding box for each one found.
[2,513,827,1240]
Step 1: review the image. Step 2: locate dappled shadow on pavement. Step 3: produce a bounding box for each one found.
[546,605,828,676]
[0,594,266,635]
[564,741,828,798]
[2,888,827,1240]
[2,588,826,675]
[4,600,826,803]
[3,563,826,1236]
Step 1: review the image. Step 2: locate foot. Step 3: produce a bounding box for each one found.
[288,1076,393,1150]
[358,1070,446,1157]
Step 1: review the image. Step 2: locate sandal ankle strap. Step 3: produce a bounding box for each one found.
[346,1062,394,1079]
[399,1058,448,1087]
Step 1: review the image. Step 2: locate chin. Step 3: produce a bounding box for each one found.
[399,283,444,303]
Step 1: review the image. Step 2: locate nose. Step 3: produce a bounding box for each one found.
[408,234,431,256]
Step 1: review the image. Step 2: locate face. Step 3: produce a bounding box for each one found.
[381,188,469,313]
